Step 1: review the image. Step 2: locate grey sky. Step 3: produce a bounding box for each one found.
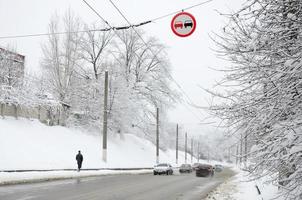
[0,0,245,136]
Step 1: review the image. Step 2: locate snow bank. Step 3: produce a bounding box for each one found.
[205,168,281,200]
[0,117,194,170]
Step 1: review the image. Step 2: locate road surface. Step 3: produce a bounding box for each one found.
[0,168,235,200]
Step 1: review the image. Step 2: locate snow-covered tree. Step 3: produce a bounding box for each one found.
[41,10,83,115]
[114,29,178,127]
[209,0,302,199]
[40,10,177,142]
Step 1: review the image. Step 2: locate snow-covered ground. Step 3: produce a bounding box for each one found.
[0,117,194,170]
[2,117,277,200]
[205,167,281,200]
[0,117,200,184]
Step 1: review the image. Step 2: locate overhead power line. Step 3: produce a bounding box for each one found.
[0,21,151,39]
[150,0,213,22]
[0,0,213,39]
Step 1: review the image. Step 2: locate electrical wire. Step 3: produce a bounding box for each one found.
[0,0,213,39]
[150,0,213,22]
[0,21,151,39]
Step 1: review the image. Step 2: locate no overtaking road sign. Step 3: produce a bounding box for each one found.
[171,12,196,37]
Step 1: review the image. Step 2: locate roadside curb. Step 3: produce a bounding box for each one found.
[0,167,153,173]
[0,169,153,186]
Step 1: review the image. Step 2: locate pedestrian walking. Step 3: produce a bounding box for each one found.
[76,150,83,172]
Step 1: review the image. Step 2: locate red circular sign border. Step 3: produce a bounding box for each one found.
[171,12,197,37]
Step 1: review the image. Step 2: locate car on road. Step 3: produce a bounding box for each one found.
[195,164,214,177]
[214,164,223,172]
[179,164,192,173]
[153,163,173,175]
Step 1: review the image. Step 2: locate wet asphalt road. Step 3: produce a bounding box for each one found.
[0,168,235,200]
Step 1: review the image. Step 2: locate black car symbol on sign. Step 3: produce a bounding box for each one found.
[184,20,193,28]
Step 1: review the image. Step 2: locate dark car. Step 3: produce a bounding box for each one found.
[196,164,214,177]
[179,164,192,173]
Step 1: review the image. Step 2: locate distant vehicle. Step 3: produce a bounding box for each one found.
[179,164,192,173]
[184,20,193,28]
[174,21,183,29]
[214,164,223,172]
[192,163,200,171]
[153,163,173,175]
[196,164,214,177]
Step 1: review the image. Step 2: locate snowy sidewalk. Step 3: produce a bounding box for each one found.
[0,169,152,185]
[205,168,280,200]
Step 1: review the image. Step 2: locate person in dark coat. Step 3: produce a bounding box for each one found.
[76,151,83,172]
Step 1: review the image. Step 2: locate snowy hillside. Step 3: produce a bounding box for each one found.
[0,118,192,170]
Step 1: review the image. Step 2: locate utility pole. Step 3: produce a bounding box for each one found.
[191,138,193,163]
[102,71,108,162]
[244,133,248,165]
[176,124,178,164]
[240,134,243,164]
[185,132,187,164]
[197,142,200,163]
[156,107,159,164]
[236,144,239,165]
[207,149,210,163]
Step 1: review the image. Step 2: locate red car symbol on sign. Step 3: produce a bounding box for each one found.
[174,21,183,29]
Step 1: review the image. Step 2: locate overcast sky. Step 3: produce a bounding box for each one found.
[0,0,245,136]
